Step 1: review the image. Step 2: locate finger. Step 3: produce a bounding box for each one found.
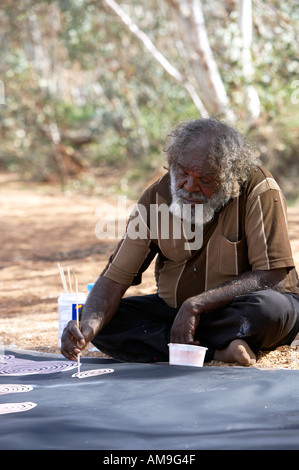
[60,336,80,360]
[61,339,82,360]
[170,328,184,344]
[185,339,200,346]
[70,326,86,351]
[171,330,195,345]
[67,320,85,345]
[80,322,98,345]
[60,344,77,361]
[185,330,196,344]
[61,323,83,360]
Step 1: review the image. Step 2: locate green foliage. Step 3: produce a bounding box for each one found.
[0,0,298,199]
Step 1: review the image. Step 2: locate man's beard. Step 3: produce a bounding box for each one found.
[169,167,229,226]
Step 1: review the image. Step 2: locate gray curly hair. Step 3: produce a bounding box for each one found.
[164,117,260,198]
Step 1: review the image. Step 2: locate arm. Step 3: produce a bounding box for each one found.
[61,276,128,360]
[170,267,288,344]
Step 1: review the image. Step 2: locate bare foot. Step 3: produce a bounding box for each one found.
[214,339,256,366]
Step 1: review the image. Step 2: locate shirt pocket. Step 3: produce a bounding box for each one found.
[218,235,246,275]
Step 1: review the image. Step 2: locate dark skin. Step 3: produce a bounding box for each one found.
[170,268,287,346]
[61,276,127,361]
[60,146,289,364]
[175,152,218,203]
[61,268,287,362]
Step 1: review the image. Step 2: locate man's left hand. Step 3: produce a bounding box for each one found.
[170,297,203,344]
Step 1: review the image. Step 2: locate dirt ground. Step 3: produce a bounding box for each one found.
[1,171,299,369]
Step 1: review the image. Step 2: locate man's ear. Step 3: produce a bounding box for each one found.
[232,179,241,197]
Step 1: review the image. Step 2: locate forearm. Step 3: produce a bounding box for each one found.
[81,275,128,336]
[186,268,288,315]
[170,268,288,344]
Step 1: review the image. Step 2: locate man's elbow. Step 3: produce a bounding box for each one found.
[259,268,288,291]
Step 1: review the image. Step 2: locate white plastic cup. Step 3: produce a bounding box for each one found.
[168,343,208,367]
[58,292,86,347]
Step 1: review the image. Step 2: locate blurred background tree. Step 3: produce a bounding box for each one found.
[0,0,298,200]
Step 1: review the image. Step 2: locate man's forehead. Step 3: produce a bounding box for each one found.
[176,159,217,177]
[178,145,216,172]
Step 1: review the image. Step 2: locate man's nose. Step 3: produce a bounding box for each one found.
[183,177,201,193]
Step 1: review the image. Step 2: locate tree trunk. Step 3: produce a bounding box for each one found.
[103,0,209,117]
[238,0,260,123]
[166,0,233,119]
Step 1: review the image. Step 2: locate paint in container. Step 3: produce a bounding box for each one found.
[168,343,207,367]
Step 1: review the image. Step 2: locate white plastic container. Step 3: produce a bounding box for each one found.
[58,292,86,347]
[168,343,207,367]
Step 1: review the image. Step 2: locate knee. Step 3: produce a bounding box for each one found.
[237,289,293,322]
[254,288,287,308]
[236,289,299,350]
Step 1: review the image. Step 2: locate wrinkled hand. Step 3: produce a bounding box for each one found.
[170,298,203,344]
[60,319,99,361]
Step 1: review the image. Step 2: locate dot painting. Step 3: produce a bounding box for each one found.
[0,354,115,415]
[0,354,77,376]
[72,368,114,378]
[0,384,34,395]
[0,402,37,415]
[0,381,36,415]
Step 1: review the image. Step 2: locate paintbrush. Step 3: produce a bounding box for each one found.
[58,263,68,293]
[75,277,81,378]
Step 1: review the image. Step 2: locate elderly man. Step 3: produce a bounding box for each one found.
[61,118,299,366]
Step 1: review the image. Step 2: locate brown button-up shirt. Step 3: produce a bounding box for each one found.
[101,166,299,307]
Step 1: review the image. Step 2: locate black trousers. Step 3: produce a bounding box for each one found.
[91,290,299,363]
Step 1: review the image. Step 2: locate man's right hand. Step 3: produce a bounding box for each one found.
[60,276,127,361]
[60,319,97,361]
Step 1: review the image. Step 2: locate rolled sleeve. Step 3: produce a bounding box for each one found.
[101,201,153,286]
[245,188,295,271]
